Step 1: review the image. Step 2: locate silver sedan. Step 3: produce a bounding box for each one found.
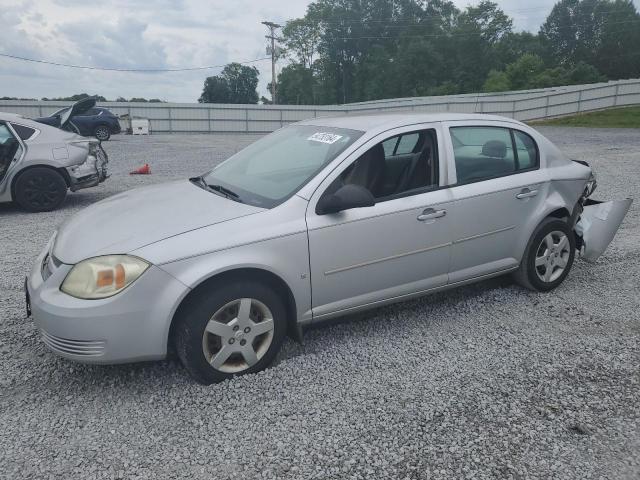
[0,112,108,212]
[26,113,631,384]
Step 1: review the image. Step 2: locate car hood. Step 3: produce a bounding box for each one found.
[52,180,264,264]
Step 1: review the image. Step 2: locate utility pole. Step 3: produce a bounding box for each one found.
[262,21,281,105]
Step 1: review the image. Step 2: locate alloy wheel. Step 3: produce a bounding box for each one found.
[95,126,110,141]
[202,298,275,374]
[22,174,63,210]
[535,230,571,283]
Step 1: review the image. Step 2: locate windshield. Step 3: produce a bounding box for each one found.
[202,125,363,208]
[51,108,68,117]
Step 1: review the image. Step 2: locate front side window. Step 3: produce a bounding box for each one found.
[325,129,438,202]
[202,125,363,208]
[0,124,22,182]
[451,126,538,184]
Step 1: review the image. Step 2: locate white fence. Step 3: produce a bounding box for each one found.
[2,78,639,134]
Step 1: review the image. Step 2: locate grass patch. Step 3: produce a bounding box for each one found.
[530,106,640,128]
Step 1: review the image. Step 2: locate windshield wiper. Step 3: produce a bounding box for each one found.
[190,176,243,202]
[207,183,241,201]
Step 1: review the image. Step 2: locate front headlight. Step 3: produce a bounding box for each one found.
[61,255,150,299]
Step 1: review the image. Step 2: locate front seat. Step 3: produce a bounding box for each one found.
[343,143,386,197]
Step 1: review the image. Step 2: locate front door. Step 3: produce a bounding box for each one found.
[306,126,454,319]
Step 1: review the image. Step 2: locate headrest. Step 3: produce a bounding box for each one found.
[481,140,507,158]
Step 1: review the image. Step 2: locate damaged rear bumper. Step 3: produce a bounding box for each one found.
[66,145,109,192]
[574,198,633,262]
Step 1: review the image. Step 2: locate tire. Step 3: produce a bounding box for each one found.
[94,125,111,141]
[514,217,576,292]
[14,167,68,212]
[175,280,287,384]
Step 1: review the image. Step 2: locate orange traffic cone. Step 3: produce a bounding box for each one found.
[130,163,151,175]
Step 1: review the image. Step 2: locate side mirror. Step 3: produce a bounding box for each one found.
[317,184,375,215]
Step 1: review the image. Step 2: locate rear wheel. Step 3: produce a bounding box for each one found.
[175,281,287,384]
[94,125,110,141]
[14,167,67,212]
[514,218,575,292]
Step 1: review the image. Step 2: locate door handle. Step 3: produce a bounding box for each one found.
[417,208,447,221]
[516,188,538,199]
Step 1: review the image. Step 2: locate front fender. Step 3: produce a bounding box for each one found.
[152,231,313,324]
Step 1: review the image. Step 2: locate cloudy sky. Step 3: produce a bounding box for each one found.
[0,0,635,103]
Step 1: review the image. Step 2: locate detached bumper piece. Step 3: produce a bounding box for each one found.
[575,198,633,262]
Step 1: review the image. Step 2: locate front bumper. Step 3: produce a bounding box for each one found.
[67,146,109,192]
[27,241,189,364]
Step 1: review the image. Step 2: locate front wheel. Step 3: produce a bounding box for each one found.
[94,125,111,141]
[514,218,576,292]
[175,281,287,384]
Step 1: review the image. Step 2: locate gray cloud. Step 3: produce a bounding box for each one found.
[1,0,638,102]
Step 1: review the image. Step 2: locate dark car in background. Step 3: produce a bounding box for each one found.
[35,97,121,141]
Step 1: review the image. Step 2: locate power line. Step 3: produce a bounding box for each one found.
[0,53,271,72]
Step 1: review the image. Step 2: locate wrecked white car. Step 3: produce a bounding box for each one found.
[0,109,108,212]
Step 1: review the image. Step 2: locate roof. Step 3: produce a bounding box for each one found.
[0,112,29,122]
[299,112,525,131]
[0,112,47,129]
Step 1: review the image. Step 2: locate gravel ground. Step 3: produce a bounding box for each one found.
[0,128,638,479]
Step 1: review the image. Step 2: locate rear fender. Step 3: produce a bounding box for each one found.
[574,198,633,262]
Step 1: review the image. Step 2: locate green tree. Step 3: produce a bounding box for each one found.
[199,63,259,104]
[540,0,640,79]
[199,76,231,103]
[275,64,316,104]
[282,18,322,68]
[483,70,511,92]
[45,93,107,102]
[447,1,513,92]
[495,32,544,67]
[505,54,545,90]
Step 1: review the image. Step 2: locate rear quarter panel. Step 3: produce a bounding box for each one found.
[515,149,591,263]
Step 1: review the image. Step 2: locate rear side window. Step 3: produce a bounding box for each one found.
[513,130,538,170]
[451,126,538,184]
[10,123,36,140]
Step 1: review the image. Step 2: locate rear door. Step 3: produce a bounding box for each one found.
[444,122,547,283]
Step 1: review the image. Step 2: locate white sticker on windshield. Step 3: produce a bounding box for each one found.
[308,132,343,144]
